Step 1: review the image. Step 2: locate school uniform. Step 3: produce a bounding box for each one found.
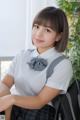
[6,47,73,120]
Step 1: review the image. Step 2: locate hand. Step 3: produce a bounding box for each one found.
[0,95,14,112]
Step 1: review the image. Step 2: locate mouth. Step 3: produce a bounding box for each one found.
[35,39,44,43]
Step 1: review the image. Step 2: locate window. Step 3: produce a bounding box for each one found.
[0,57,13,80]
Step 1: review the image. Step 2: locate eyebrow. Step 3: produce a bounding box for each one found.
[33,23,54,31]
[34,23,51,28]
[44,26,52,29]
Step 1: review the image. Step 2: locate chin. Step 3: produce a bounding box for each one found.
[34,43,43,48]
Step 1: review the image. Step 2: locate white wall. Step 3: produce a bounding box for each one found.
[0,0,26,57]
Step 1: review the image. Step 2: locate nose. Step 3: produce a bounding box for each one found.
[36,28,43,37]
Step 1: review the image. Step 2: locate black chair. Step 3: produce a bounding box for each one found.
[51,80,80,120]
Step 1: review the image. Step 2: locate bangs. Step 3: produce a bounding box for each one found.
[33,13,59,32]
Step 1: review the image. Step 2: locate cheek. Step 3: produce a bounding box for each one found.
[46,36,56,44]
[32,31,36,39]
[32,33,36,45]
[32,36,34,43]
[32,31,35,38]
[31,32,34,41]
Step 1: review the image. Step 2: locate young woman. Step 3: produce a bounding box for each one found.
[0,6,73,120]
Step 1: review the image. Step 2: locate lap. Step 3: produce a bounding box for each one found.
[10,105,55,120]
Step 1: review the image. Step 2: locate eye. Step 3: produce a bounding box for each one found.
[46,28,51,32]
[33,24,39,29]
[45,28,52,33]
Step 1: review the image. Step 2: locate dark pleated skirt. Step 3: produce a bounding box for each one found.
[11,105,55,120]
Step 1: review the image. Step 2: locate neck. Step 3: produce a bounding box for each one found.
[37,47,53,54]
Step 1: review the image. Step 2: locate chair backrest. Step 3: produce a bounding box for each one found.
[51,80,80,120]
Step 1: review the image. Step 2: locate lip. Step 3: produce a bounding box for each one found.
[35,39,44,43]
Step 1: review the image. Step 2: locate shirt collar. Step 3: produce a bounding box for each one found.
[32,47,57,59]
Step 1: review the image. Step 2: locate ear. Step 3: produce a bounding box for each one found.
[56,33,62,42]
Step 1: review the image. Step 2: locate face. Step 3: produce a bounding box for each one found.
[32,24,60,53]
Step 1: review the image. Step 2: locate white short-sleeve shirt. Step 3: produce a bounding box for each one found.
[7,47,73,97]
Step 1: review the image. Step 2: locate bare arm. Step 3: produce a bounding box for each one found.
[0,85,61,111]
[13,86,61,109]
[0,74,14,97]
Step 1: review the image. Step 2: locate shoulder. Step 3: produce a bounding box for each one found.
[11,49,34,64]
[15,49,35,58]
[53,56,73,80]
[48,50,73,77]
[53,50,72,69]
[55,57,72,70]
[50,49,72,70]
